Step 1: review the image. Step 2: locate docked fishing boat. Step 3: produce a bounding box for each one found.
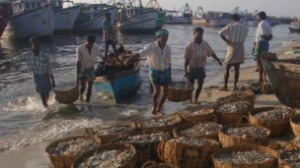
[289,27,300,33]
[94,62,141,103]
[144,0,165,29]
[51,0,81,33]
[261,51,300,108]
[192,7,230,27]
[74,4,117,32]
[5,0,55,39]
[0,0,13,38]
[164,3,192,24]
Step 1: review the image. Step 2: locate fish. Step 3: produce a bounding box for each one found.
[140,116,178,127]
[217,101,251,114]
[217,150,274,164]
[280,150,300,167]
[124,132,171,144]
[180,123,222,136]
[254,109,292,120]
[169,137,214,147]
[226,126,268,138]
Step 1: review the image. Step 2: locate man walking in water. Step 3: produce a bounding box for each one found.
[254,11,273,82]
[0,37,55,107]
[76,35,106,103]
[125,29,171,116]
[184,27,222,104]
[102,12,117,58]
[219,14,249,91]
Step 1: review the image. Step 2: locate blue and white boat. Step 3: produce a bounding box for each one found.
[94,63,141,103]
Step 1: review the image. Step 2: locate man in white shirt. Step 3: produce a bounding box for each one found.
[125,29,171,116]
[76,35,106,102]
[219,14,249,91]
[254,11,273,82]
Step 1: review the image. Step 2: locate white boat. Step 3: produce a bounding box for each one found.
[247,20,258,27]
[192,7,230,27]
[4,0,55,39]
[165,3,192,24]
[51,0,81,33]
[74,4,117,32]
[117,7,158,33]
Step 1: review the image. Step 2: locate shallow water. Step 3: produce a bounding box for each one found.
[0,24,299,152]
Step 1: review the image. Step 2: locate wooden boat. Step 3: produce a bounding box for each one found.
[289,27,300,33]
[94,62,141,103]
[5,0,55,39]
[0,0,13,38]
[261,52,300,108]
[74,4,117,32]
[51,0,81,33]
[192,7,230,27]
[164,3,192,24]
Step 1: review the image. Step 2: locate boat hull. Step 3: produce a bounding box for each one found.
[261,52,300,108]
[192,18,228,27]
[5,4,55,39]
[165,15,192,24]
[118,9,158,33]
[0,2,13,38]
[54,5,81,33]
[94,68,141,103]
[74,6,117,32]
[289,27,300,33]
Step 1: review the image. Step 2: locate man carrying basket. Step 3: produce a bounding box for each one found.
[125,29,171,116]
[184,27,222,104]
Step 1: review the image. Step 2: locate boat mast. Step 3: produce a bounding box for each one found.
[146,0,161,9]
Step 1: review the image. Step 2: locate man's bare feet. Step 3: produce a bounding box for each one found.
[220,87,229,91]
[255,68,259,72]
[151,106,157,115]
[233,86,238,91]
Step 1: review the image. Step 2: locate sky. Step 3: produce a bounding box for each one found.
[74,0,300,17]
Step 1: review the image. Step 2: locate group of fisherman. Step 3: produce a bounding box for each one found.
[0,11,273,116]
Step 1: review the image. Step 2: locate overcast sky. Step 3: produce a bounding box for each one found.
[74,0,299,17]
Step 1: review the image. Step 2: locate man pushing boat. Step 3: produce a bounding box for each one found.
[125,29,171,116]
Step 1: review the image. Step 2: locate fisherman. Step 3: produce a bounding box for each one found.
[102,12,117,58]
[254,11,273,82]
[125,29,171,116]
[184,27,222,104]
[219,14,249,91]
[76,35,108,103]
[0,37,55,107]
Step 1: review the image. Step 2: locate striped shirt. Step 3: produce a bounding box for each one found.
[219,22,249,43]
[11,51,53,75]
[184,40,214,69]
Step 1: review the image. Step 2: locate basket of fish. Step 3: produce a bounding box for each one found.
[291,137,300,149]
[142,161,178,168]
[219,124,270,147]
[168,81,194,102]
[45,136,101,168]
[215,100,254,125]
[279,149,300,168]
[290,114,300,136]
[177,108,215,124]
[90,126,135,144]
[173,122,222,140]
[249,107,295,137]
[135,115,182,134]
[212,145,278,168]
[122,131,172,166]
[158,137,220,168]
[54,85,79,104]
[72,143,136,168]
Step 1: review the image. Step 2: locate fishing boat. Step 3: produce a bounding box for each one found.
[51,0,81,33]
[164,3,192,24]
[73,4,117,32]
[5,0,55,39]
[261,51,300,108]
[289,27,300,33]
[117,0,158,33]
[0,0,13,38]
[144,0,166,29]
[192,7,230,27]
[94,62,141,103]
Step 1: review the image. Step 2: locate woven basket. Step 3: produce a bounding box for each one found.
[178,108,215,124]
[173,121,222,140]
[142,161,178,168]
[214,95,254,125]
[45,136,101,168]
[216,91,255,104]
[167,81,193,102]
[72,143,136,168]
[219,124,271,147]
[278,143,300,168]
[290,114,300,136]
[158,137,220,168]
[122,131,173,167]
[212,145,278,168]
[249,107,295,137]
[135,115,182,134]
[54,85,79,104]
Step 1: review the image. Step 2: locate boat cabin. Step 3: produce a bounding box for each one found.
[12,0,48,14]
[51,0,76,10]
[80,3,111,13]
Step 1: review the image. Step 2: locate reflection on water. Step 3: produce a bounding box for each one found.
[0,24,299,152]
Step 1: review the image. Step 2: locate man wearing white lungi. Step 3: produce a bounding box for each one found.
[219,14,249,91]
